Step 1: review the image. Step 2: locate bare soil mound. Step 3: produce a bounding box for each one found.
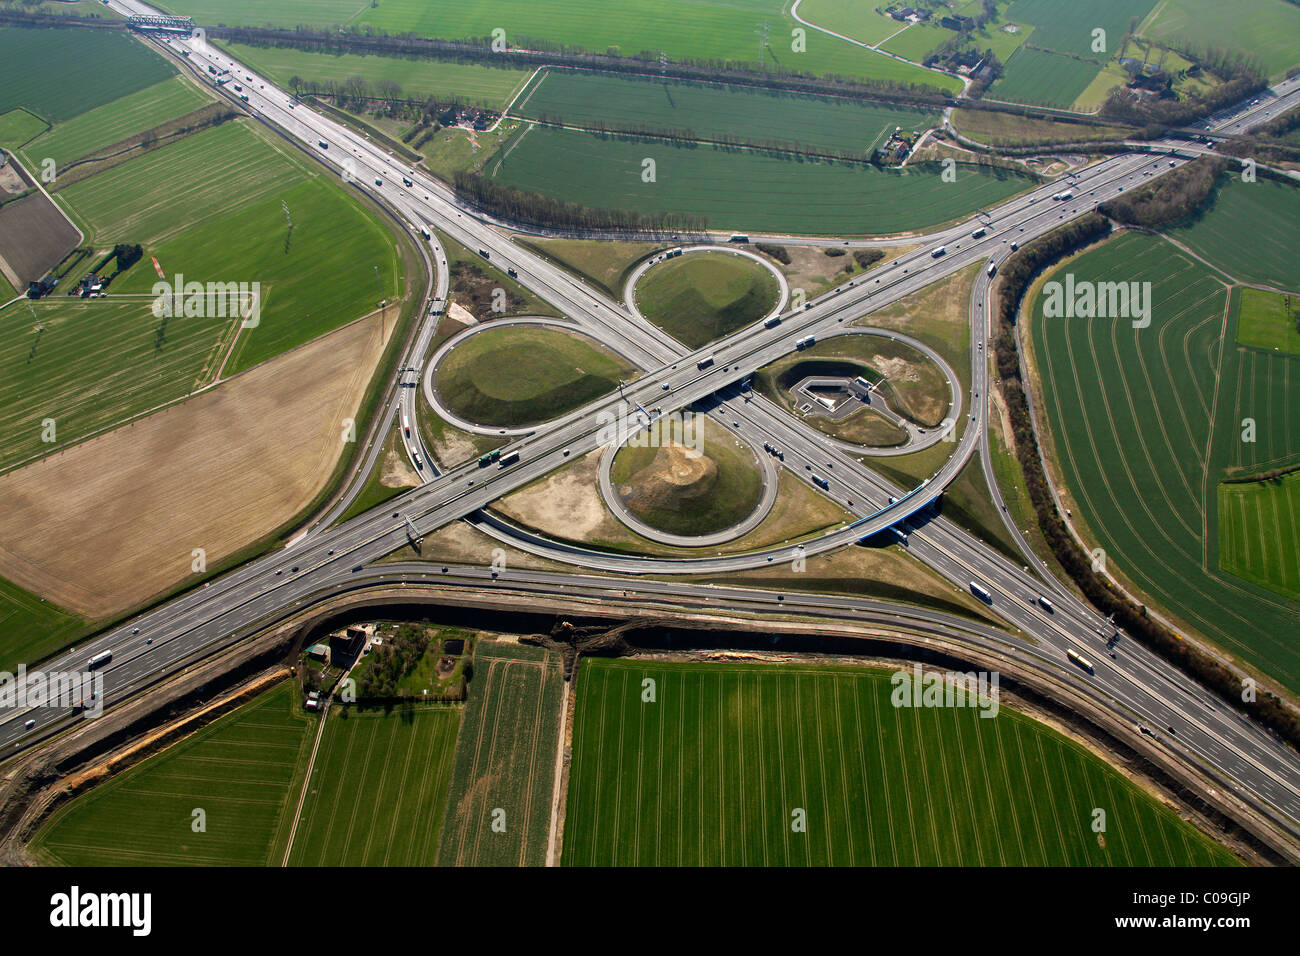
[618,443,718,511]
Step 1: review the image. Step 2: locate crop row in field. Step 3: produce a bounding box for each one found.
[19,76,213,170]
[0,116,405,471]
[1166,178,1300,291]
[487,125,1033,236]
[1235,288,1300,355]
[54,119,404,376]
[562,660,1237,865]
[1030,231,1300,691]
[512,69,939,156]
[0,297,233,471]
[33,683,315,865]
[288,704,460,866]
[0,27,176,123]
[437,640,563,867]
[1218,473,1300,602]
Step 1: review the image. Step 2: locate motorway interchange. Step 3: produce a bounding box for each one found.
[7,0,1300,849]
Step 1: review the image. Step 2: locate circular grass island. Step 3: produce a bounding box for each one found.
[436,324,637,428]
[754,333,952,447]
[635,250,781,349]
[609,417,763,537]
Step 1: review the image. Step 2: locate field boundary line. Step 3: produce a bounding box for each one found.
[1047,271,1258,649]
[457,656,499,865]
[502,66,548,122]
[931,709,964,864]
[544,668,570,866]
[335,718,380,864]
[358,717,398,865]
[868,688,898,865]
[950,713,985,865]
[1008,721,1045,864]
[1032,728,1066,864]
[1202,289,1234,567]
[831,678,856,864]
[518,658,550,866]
[851,685,877,866]
[280,704,328,867]
[892,694,922,864]
[812,676,833,864]
[991,720,1027,863]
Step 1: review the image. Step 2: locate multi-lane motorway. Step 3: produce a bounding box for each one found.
[8,0,1300,845]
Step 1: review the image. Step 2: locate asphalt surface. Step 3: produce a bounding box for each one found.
[8,0,1300,840]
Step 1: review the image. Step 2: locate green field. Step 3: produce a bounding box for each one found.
[792,1,905,46]
[515,236,664,301]
[1140,0,1300,78]
[19,76,212,169]
[3,0,125,14]
[1006,0,1158,59]
[55,120,403,375]
[488,125,1034,236]
[33,683,315,865]
[952,108,1131,146]
[512,69,939,155]
[635,251,779,348]
[0,576,87,671]
[288,705,460,866]
[610,417,764,537]
[221,42,531,110]
[0,297,234,471]
[1031,232,1300,690]
[437,640,563,867]
[1235,287,1300,355]
[1165,178,1300,291]
[886,17,1032,66]
[0,27,176,123]
[159,0,959,89]
[0,108,48,150]
[436,324,635,427]
[1219,473,1300,602]
[562,659,1238,865]
[156,0,363,23]
[988,46,1102,109]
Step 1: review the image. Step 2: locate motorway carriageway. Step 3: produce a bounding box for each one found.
[14,1,1300,835]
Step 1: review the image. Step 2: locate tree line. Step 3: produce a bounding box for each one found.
[209,24,957,107]
[992,213,1300,749]
[452,169,708,236]
[531,113,874,165]
[1100,58,1267,130]
[1250,105,1300,140]
[1099,155,1227,227]
[1222,463,1300,484]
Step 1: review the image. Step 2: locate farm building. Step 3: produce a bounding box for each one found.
[328,625,370,666]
